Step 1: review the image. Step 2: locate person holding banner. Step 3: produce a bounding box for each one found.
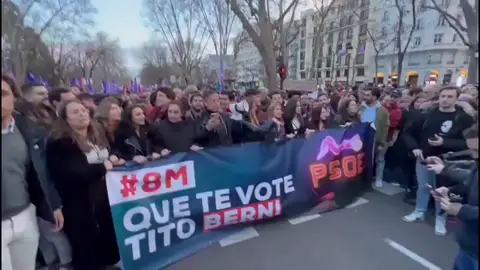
[46,100,122,270]
[114,104,159,162]
[150,100,207,155]
[266,102,286,141]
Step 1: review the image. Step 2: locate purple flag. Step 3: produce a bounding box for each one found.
[71,78,80,87]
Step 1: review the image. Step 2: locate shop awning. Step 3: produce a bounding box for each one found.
[390,72,398,76]
[407,71,418,76]
[431,70,440,76]
[376,73,384,78]
[460,69,468,76]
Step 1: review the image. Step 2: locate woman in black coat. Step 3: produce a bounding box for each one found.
[46,100,121,270]
[150,100,206,155]
[114,104,159,162]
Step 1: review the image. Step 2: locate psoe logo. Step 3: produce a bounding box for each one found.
[316,134,363,160]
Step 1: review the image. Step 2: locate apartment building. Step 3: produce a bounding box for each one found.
[374,0,470,85]
[233,32,265,89]
[292,0,375,87]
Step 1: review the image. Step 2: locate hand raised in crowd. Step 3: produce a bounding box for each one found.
[205,113,222,131]
[412,149,424,160]
[160,149,171,156]
[52,208,64,232]
[151,152,161,160]
[425,156,445,174]
[132,155,148,164]
[190,145,203,151]
[428,134,444,147]
[104,160,113,171]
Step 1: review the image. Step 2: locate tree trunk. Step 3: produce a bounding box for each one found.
[397,53,404,84]
[467,47,478,84]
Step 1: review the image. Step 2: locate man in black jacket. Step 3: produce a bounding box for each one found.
[2,74,63,270]
[403,86,474,236]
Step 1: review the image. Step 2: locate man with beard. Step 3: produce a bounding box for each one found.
[185,92,204,120]
[48,87,77,118]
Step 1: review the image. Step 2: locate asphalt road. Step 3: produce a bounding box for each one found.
[166,186,459,270]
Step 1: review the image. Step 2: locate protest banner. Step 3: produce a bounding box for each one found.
[106,123,375,270]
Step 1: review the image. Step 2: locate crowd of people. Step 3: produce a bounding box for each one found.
[1,71,478,270]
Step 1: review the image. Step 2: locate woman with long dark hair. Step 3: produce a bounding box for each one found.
[283,98,305,138]
[334,99,361,127]
[311,104,333,131]
[46,100,121,269]
[114,104,160,162]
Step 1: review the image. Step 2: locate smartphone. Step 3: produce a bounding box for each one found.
[426,184,442,196]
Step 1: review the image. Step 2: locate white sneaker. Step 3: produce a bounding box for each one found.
[403,211,425,222]
[435,219,447,236]
[375,179,383,188]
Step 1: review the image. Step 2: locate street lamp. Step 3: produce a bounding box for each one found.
[346,43,354,86]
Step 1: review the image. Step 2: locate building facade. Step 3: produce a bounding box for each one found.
[233,33,265,88]
[371,0,469,86]
[292,0,376,87]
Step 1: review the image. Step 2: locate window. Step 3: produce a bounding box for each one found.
[348,15,354,25]
[437,16,446,26]
[357,67,365,76]
[360,9,369,20]
[445,52,455,64]
[317,59,322,68]
[357,40,366,53]
[434,33,443,44]
[340,17,346,27]
[329,21,335,30]
[381,27,387,37]
[302,18,307,26]
[300,39,306,49]
[356,54,365,65]
[318,46,324,57]
[346,28,353,39]
[300,51,305,60]
[344,54,350,65]
[344,69,349,77]
[337,43,343,53]
[413,36,421,47]
[326,57,332,67]
[300,72,306,79]
[379,42,385,51]
[382,11,389,21]
[301,30,306,37]
[359,24,367,36]
[338,30,344,41]
[300,62,305,70]
[336,69,341,77]
[415,18,424,30]
[328,45,333,54]
[316,71,322,78]
[326,70,331,78]
[328,32,334,42]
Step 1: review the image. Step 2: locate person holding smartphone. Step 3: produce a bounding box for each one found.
[403,86,475,236]
[426,123,478,270]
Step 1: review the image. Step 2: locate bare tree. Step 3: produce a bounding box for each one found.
[392,0,418,80]
[308,0,336,79]
[138,39,174,84]
[143,0,210,84]
[194,0,238,82]
[1,0,96,83]
[426,0,478,83]
[71,32,120,80]
[228,0,301,91]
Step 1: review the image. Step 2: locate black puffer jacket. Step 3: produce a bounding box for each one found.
[113,121,152,160]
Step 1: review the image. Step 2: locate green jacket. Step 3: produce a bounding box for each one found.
[359,103,390,146]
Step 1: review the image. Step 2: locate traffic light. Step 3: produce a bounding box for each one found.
[279,65,286,80]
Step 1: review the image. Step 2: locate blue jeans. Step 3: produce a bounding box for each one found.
[453,250,478,270]
[414,161,445,219]
[375,147,387,181]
